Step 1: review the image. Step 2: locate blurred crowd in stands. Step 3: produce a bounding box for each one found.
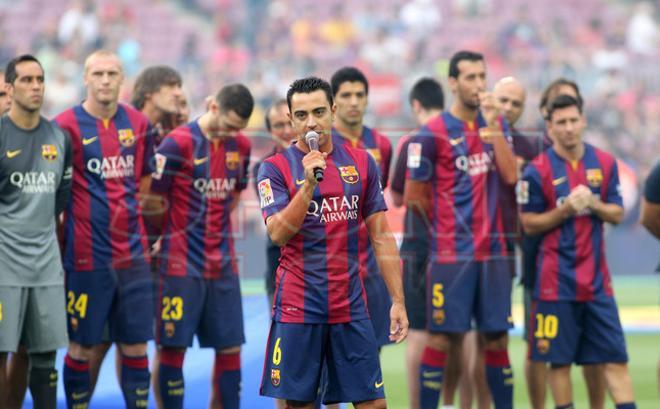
[0,0,658,179]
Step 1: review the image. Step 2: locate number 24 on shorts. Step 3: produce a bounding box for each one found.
[67,291,88,318]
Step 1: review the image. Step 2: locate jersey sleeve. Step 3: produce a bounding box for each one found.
[644,160,660,204]
[379,134,393,188]
[605,160,624,207]
[150,136,184,194]
[390,138,409,195]
[55,130,73,216]
[257,160,290,221]
[236,136,252,192]
[141,122,156,178]
[406,133,436,182]
[362,154,388,218]
[519,164,546,213]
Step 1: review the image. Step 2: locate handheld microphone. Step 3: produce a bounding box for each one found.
[304,131,324,182]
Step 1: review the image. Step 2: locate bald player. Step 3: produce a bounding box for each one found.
[55,50,155,409]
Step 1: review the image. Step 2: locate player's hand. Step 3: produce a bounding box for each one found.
[150,236,162,256]
[389,301,409,343]
[567,184,591,213]
[301,150,327,186]
[479,92,500,128]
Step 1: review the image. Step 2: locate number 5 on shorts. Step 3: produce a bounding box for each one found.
[432,283,444,308]
[272,337,282,365]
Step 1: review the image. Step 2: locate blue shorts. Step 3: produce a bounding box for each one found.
[364,274,392,347]
[426,258,514,333]
[65,265,154,345]
[528,297,628,365]
[260,320,385,404]
[156,273,245,350]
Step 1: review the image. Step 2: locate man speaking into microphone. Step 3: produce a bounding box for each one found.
[257,76,408,408]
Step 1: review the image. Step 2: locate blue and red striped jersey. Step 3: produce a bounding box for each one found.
[150,121,251,279]
[406,111,512,263]
[54,103,154,272]
[257,143,387,324]
[332,126,392,188]
[519,144,622,301]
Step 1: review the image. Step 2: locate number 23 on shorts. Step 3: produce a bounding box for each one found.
[162,296,183,321]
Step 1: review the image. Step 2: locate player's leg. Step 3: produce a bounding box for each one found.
[63,270,115,408]
[472,332,491,409]
[155,275,203,409]
[581,364,605,409]
[524,289,547,409]
[422,260,476,408]
[201,272,245,409]
[442,331,465,408]
[548,364,573,407]
[260,322,325,406]
[402,244,428,409]
[88,342,111,394]
[579,297,635,408]
[6,346,29,409]
[0,287,29,406]
[477,260,514,409]
[457,331,473,409]
[0,353,8,405]
[324,321,385,408]
[23,286,68,409]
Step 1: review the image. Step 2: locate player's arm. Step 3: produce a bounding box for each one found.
[480,93,517,185]
[520,180,592,235]
[640,161,660,238]
[520,202,576,236]
[265,150,326,246]
[365,210,408,343]
[640,199,660,239]
[389,139,409,208]
[55,130,73,216]
[403,180,431,217]
[588,197,623,225]
[402,136,434,216]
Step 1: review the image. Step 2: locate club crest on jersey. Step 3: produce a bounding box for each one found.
[165,322,175,338]
[432,309,445,325]
[259,179,275,208]
[70,317,78,332]
[226,151,239,170]
[367,148,381,164]
[339,165,359,184]
[41,144,57,161]
[118,129,135,147]
[271,369,281,387]
[537,339,550,354]
[586,168,603,187]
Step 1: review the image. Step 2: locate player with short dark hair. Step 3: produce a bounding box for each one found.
[148,83,253,409]
[330,66,394,352]
[405,51,518,409]
[54,50,155,409]
[640,160,660,239]
[519,94,637,409]
[258,76,408,408]
[0,54,72,409]
[390,77,443,409]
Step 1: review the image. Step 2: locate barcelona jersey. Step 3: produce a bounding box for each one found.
[331,126,392,188]
[54,103,154,272]
[150,121,251,279]
[257,143,387,324]
[519,144,622,301]
[406,111,512,263]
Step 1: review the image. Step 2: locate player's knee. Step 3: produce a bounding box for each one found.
[119,342,148,357]
[481,331,508,348]
[428,332,457,351]
[217,346,241,355]
[285,399,314,408]
[550,363,571,372]
[354,398,387,409]
[28,351,57,369]
[67,342,93,361]
[160,347,186,367]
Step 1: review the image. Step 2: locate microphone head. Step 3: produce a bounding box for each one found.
[304,131,319,143]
